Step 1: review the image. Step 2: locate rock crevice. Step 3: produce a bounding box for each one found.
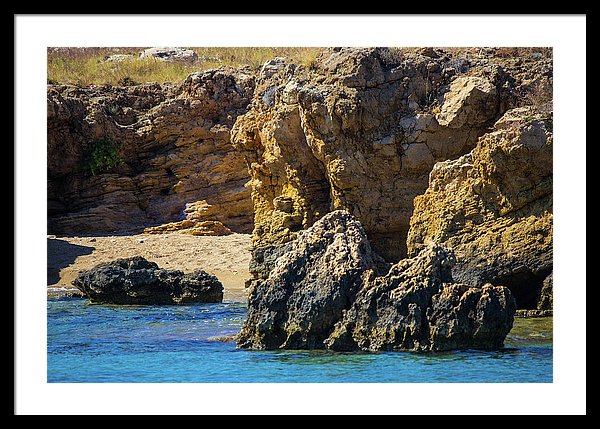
[231,47,512,282]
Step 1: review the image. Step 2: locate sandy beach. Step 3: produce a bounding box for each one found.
[47,232,252,302]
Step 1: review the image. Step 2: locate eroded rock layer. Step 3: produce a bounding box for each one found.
[231,47,523,282]
[406,107,553,309]
[237,211,516,351]
[48,68,255,235]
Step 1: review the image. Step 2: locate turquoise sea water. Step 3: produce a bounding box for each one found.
[47,298,552,383]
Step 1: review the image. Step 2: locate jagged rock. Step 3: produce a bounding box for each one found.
[435,76,497,128]
[47,68,255,235]
[140,47,198,63]
[326,256,515,352]
[72,256,223,304]
[231,47,504,282]
[237,211,516,351]
[237,211,382,350]
[537,272,553,310]
[231,48,553,284]
[406,107,553,309]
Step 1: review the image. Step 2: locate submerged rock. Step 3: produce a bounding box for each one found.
[516,309,553,318]
[237,211,516,352]
[73,256,223,304]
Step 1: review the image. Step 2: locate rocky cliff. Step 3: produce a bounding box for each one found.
[231,47,551,284]
[48,68,255,235]
[48,47,553,313]
[406,106,553,309]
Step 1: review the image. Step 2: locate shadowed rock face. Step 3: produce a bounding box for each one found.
[237,211,516,352]
[231,47,510,283]
[47,68,255,235]
[73,256,223,304]
[406,107,553,309]
[537,272,553,311]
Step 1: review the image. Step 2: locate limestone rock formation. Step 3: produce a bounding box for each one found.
[48,68,255,235]
[231,47,512,283]
[406,107,553,309]
[237,211,516,351]
[140,47,198,63]
[72,256,223,304]
[142,199,235,235]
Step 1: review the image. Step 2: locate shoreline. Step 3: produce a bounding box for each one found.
[47,232,252,303]
[47,232,553,314]
[515,309,553,318]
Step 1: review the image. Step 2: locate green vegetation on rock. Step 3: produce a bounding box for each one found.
[81,137,123,176]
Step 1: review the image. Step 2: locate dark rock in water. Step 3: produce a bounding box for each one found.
[72,256,223,304]
[237,210,382,350]
[326,248,515,352]
[237,210,516,352]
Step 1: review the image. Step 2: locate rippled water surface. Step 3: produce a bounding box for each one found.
[47,298,552,383]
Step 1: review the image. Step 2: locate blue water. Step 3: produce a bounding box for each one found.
[47,298,552,383]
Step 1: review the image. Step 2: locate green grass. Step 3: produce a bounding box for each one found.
[48,47,323,86]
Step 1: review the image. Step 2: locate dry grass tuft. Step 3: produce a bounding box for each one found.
[48,47,323,86]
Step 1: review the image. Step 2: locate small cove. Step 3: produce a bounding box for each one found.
[47,297,552,383]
